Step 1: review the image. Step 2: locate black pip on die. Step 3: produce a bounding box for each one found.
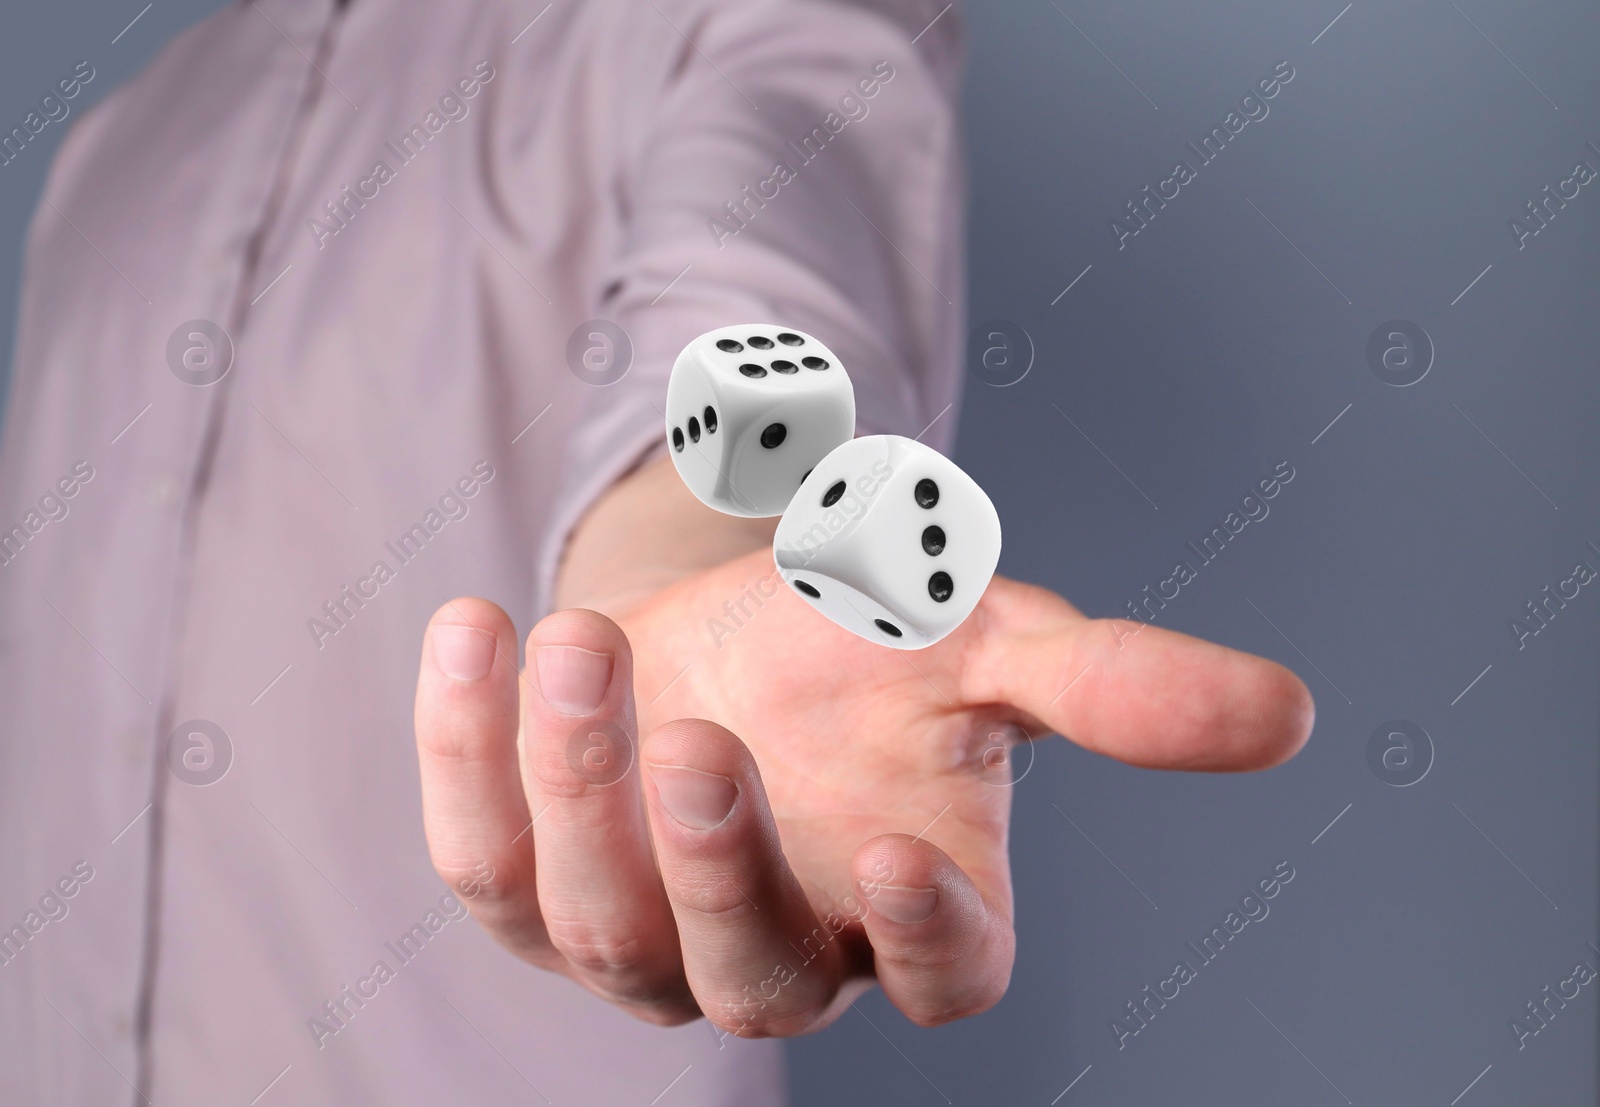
[772,435,1001,650]
[665,324,855,517]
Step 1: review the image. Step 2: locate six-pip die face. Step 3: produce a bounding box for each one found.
[665,324,855,518]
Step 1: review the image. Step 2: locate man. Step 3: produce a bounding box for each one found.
[0,0,1311,1101]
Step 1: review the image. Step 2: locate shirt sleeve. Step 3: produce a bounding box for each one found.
[534,0,967,613]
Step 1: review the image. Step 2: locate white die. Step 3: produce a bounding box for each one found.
[773,435,1001,650]
[665,324,856,518]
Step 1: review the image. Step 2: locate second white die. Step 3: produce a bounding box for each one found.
[772,435,1001,649]
[666,324,855,517]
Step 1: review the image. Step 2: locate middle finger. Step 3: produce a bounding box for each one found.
[522,609,690,1020]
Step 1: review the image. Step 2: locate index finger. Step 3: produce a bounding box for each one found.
[962,578,1314,771]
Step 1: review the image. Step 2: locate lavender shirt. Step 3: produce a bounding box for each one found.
[0,0,963,1101]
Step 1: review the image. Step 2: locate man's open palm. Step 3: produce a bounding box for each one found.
[414,549,1312,1034]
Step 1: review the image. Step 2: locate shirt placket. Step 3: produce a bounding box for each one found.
[124,2,352,1102]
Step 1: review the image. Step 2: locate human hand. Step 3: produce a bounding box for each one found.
[413,548,1312,1036]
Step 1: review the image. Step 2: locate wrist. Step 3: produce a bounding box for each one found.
[553,454,777,619]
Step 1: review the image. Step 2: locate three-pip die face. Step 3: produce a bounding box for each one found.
[665,324,855,518]
[773,435,1001,650]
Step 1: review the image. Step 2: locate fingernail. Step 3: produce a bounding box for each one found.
[534,646,613,716]
[650,764,738,830]
[866,884,939,924]
[432,624,496,681]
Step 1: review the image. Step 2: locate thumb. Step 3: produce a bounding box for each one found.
[963,578,1314,771]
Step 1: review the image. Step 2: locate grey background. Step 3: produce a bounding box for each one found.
[3,2,1596,1105]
